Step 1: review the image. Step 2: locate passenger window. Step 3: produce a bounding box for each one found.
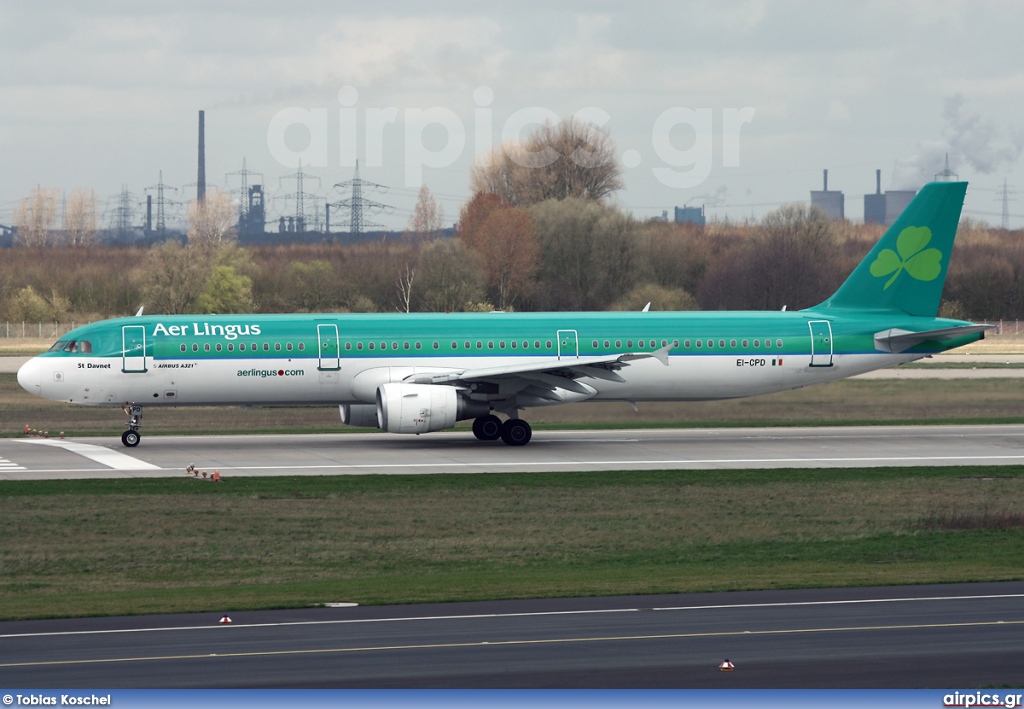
[546,340,552,349]
[228,343,234,352]
[392,342,398,350]
[707,340,714,348]
[204,343,210,352]
[477,341,483,349]
[415,342,422,350]
[217,343,223,352]
[452,341,458,349]
[534,341,541,349]
[287,343,293,351]
[730,339,737,348]
[275,343,281,351]
[742,339,748,348]
[433,342,439,350]
[263,343,270,352]
[511,341,517,349]
[488,341,494,349]
[776,339,783,348]
[754,339,760,348]
[369,342,375,350]
[499,341,506,349]
[719,339,725,348]
[345,342,351,351]
[299,343,305,351]
[627,340,633,348]
[683,340,690,348]
[465,341,471,349]
[380,342,386,350]
[180,344,186,353]
[765,339,772,349]
[672,340,679,348]
[696,340,702,348]
[523,341,529,349]
[192,344,198,352]
[404,342,411,350]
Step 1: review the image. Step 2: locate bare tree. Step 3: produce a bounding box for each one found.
[13,187,60,246]
[62,189,98,246]
[408,184,445,240]
[187,188,236,247]
[396,262,417,313]
[479,207,538,310]
[471,118,622,207]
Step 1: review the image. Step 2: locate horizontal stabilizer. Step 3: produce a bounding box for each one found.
[873,324,993,354]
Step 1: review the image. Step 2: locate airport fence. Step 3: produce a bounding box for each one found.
[1,323,80,339]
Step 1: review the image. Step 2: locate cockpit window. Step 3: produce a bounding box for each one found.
[47,340,92,354]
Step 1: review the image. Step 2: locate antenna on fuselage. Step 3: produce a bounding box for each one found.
[642,302,651,312]
[135,306,145,317]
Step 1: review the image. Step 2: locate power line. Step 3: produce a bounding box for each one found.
[331,160,393,235]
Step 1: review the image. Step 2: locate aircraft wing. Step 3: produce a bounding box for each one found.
[401,345,671,396]
[873,324,994,354]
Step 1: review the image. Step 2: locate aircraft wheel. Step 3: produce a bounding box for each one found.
[500,419,532,446]
[472,415,503,441]
[122,430,141,447]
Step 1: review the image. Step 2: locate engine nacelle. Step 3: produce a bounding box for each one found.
[376,383,488,434]
[339,403,380,428]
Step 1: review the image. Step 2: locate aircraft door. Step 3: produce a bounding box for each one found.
[808,320,834,367]
[557,329,578,360]
[317,323,341,371]
[122,325,147,373]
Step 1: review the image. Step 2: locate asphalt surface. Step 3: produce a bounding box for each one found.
[2,424,1024,479]
[1,582,1022,688]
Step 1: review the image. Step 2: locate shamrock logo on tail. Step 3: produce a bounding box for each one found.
[869,226,943,289]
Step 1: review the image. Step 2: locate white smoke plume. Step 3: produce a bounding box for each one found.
[891,94,1024,190]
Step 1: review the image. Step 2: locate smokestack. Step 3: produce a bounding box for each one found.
[198,110,206,204]
[823,169,828,191]
[145,194,152,235]
[876,169,881,195]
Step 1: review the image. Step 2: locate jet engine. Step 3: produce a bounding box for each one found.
[376,383,488,434]
[339,403,380,428]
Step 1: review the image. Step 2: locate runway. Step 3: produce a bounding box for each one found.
[1,582,1022,687]
[2,424,1024,479]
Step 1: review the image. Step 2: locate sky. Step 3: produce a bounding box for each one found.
[1,0,1023,231]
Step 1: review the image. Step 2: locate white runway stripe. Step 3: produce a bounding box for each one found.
[0,456,26,470]
[17,439,160,470]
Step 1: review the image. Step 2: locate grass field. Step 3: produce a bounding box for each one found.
[0,467,1022,620]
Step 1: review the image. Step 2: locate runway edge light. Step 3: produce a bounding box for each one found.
[219,615,232,625]
[719,659,735,671]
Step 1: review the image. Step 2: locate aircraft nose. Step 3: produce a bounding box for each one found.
[17,357,42,395]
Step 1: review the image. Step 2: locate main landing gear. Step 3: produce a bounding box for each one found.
[121,403,142,447]
[472,415,532,446]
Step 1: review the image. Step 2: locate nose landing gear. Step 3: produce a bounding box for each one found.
[121,403,142,447]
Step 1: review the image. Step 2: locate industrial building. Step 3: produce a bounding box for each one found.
[810,169,844,220]
[674,205,705,226]
[863,169,918,226]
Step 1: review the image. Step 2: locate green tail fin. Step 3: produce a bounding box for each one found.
[816,181,967,316]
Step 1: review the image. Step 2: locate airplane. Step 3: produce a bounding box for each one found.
[17,181,990,448]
